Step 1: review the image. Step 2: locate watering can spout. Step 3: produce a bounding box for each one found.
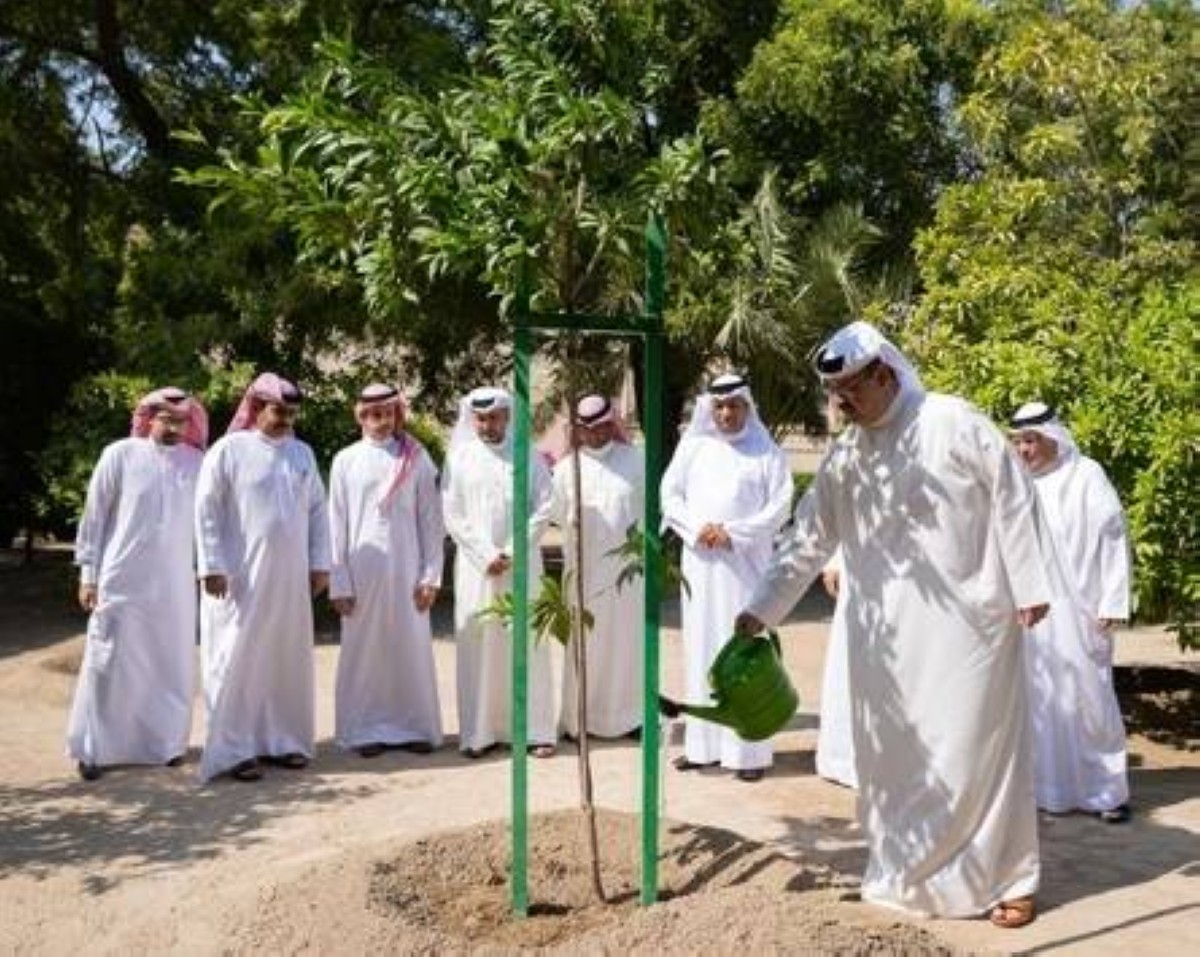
[657,694,738,729]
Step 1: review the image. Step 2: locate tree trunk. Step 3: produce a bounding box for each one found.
[565,338,605,904]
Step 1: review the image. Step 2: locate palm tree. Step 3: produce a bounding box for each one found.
[713,171,912,438]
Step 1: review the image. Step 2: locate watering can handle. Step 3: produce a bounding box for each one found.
[747,628,783,657]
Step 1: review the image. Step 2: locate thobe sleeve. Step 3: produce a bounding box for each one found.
[75,445,120,586]
[744,463,841,627]
[724,447,793,550]
[629,454,646,530]
[510,453,554,550]
[529,457,565,540]
[195,444,229,577]
[414,452,446,587]
[328,452,354,600]
[306,451,331,573]
[660,442,700,544]
[442,453,497,571]
[1092,473,1131,620]
[964,414,1054,611]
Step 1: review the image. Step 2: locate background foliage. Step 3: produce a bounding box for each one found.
[1,0,1195,642]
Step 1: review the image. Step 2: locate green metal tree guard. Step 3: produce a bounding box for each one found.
[509,215,666,915]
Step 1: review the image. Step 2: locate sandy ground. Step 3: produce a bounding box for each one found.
[1,551,1197,955]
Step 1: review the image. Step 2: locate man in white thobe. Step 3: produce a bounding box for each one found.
[442,387,557,758]
[1011,402,1132,823]
[329,383,444,757]
[68,388,207,781]
[737,321,1054,928]
[538,394,644,739]
[662,374,792,782]
[196,373,330,782]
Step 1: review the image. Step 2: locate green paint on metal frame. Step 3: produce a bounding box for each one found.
[510,215,667,914]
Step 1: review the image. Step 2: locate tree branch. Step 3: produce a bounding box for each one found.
[92,0,173,161]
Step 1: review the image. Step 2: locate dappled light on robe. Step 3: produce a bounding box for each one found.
[749,391,1053,917]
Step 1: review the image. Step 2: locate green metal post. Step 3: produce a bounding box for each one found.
[506,220,667,915]
[640,215,666,905]
[511,282,533,918]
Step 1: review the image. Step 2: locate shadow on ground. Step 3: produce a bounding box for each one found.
[0,760,377,892]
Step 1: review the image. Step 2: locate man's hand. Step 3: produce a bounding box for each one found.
[331,597,356,617]
[310,571,330,597]
[734,611,765,637]
[485,554,512,577]
[413,584,439,612]
[697,523,733,550]
[203,574,229,599]
[1017,603,1049,628]
[1098,617,1123,632]
[821,567,840,600]
[78,584,98,612]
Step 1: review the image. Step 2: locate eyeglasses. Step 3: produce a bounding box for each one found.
[823,361,881,397]
[152,413,188,429]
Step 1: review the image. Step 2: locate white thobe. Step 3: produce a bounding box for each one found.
[747,391,1053,918]
[662,430,792,770]
[443,438,557,751]
[1026,453,1131,812]
[329,438,445,750]
[816,550,858,788]
[543,443,645,738]
[68,438,201,767]
[195,430,330,781]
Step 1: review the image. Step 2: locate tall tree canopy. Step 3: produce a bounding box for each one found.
[1,0,1194,642]
[905,0,1197,638]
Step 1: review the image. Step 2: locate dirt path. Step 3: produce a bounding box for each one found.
[1,552,1196,955]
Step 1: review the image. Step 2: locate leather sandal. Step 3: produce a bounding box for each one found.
[989,896,1036,929]
[391,741,434,754]
[1099,803,1132,824]
[735,768,766,782]
[464,744,497,760]
[528,744,556,759]
[261,752,308,769]
[357,743,386,758]
[673,756,716,772]
[230,759,263,782]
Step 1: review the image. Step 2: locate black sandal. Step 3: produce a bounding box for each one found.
[392,741,434,754]
[673,756,716,772]
[1099,803,1132,824]
[230,759,262,782]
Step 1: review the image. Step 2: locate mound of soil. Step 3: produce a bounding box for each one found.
[236,810,970,955]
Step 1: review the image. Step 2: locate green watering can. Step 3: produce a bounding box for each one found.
[659,631,798,741]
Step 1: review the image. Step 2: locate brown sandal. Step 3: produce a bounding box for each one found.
[989,896,1036,929]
